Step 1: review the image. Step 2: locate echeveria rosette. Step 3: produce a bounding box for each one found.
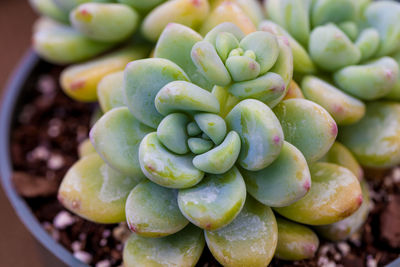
[264,0,400,169]
[57,23,367,266]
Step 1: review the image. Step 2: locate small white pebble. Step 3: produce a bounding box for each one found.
[38,75,56,94]
[48,125,61,137]
[29,146,50,161]
[99,238,107,247]
[366,255,377,267]
[334,253,341,261]
[325,262,337,267]
[53,211,75,229]
[71,241,81,252]
[48,154,64,170]
[96,260,111,267]
[393,168,400,183]
[74,251,92,264]
[102,229,111,238]
[318,256,329,266]
[319,244,334,256]
[337,242,350,256]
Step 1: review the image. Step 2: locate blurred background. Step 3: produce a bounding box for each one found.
[0,1,44,266]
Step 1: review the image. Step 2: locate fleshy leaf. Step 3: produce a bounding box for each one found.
[123,224,205,267]
[273,99,337,163]
[124,58,189,128]
[139,133,204,188]
[275,216,319,261]
[226,99,284,171]
[339,102,400,168]
[242,141,311,207]
[301,75,365,125]
[274,162,363,225]
[178,167,246,231]
[125,179,188,237]
[205,197,278,267]
[58,154,138,224]
[90,107,153,177]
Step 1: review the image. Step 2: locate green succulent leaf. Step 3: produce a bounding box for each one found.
[125,179,189,237]
[239,31,279,75]
[355,28,380,61]
[124,58,189,128]
[58,154,139,224]
[204,22,245,46]
[301,75,366,125]
[97,71,125,113]
[118,0,166,13]
[192,131,241,174]
[139,132,204,188]
[194,113,226,145]
[242,141,311,207]
[273,99,337,163]
[205,196,278,267]
[339,102,400,168]
[154,23,213,91]
[265,0,312,47]
[78,138,96,158]
[157,113,190,155]
[188,138,214,154]
[90,107,153,177]
[33,18,113,64]
[123,224,205,267]
[309,24,361,72]
[311,0,356,27]
[70,3,139,42]
[333,57,399,100]
[155,81,220,116]
[258,20,316,75]
[275,216,319,261]
[29,0,69,23]
[228,72,286,108]
[178,167,246,231]
[320,142,363,181]
[274,162,363,225]
[191,40,232,86]
[314,180,370,241]
[226,99,284,171]
[141,0,210,42]
[364,1,400,57]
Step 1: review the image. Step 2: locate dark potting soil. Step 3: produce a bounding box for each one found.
[9,64,400,267]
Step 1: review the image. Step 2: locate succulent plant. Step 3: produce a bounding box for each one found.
[57,23,368,266]
[26,0,400,266]
[264,0,400,169]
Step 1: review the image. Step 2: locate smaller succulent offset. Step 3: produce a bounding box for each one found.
[58,23,365,267]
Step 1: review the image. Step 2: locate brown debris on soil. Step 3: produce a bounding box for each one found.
[9,63,400,266]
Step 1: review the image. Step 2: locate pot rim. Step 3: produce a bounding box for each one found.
[0,50,87,267]
[1,50,399,267]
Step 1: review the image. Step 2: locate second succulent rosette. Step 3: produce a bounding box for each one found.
[58,23,367,266]
[263,0,400,170]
